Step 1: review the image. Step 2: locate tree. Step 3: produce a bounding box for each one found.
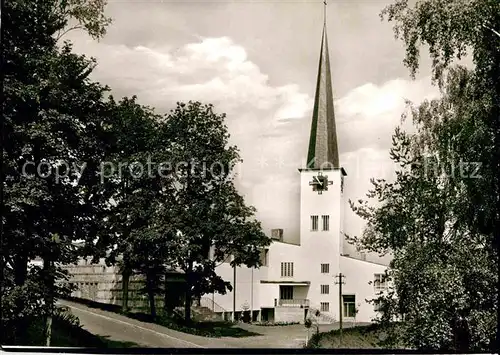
[90,96,174,318]
[1,0,112,345]
[53,0,112,41]
[349,66,497,351]
[380,0,500,345]
[352,0,500,349]
[160,101,271,323]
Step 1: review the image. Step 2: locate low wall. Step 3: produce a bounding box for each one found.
[61,258,184,313]
[275,306,305,324]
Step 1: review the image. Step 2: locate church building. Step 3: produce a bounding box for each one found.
[207,20,389,324]
[60,12,389,325]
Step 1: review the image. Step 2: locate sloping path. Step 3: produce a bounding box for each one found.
[60,300,351,348]
[59,300,229,348]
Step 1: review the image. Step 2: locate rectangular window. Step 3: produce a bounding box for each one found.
[280,286,294,300]
[343,295,356,318]
[320,302,329,312]
[320,284,329,294]
[281,262,294,277]
[321,263,330,274]
[322,215,329,231]
[311,215,319,231]
[374,273,387,291]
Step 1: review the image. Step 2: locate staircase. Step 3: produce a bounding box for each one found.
[199,296,226,313]
[175,297,227,322]
[192,306,217,321]
[194,297,227,321]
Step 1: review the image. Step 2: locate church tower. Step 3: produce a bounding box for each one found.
[299,9,347,318]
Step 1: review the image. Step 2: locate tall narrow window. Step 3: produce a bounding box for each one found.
[321,263,330,274]
[311,215,319,231]
[342,295,356,318]
[320,302,329,312]
[322,215,329,231]
[260,249,269,266]
[320,284,329,294]
[281,262,294,277]
[280,286,294,300]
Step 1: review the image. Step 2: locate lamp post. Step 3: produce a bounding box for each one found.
[335,273,345,346]
[232,262,236,322]
[250,267,254,322]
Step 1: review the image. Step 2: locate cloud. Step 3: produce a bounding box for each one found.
[72,37,312,121]
[336,77,441,154]
[337,79,439,120]
[69,35,440,245]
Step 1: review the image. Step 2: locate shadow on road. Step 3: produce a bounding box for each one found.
[95,335,141,348]
[3,312,142,348]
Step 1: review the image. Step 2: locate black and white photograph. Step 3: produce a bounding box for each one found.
[1,0,499,352]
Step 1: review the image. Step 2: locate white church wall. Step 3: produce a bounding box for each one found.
[266,240,303,281]
[259,283,279,308]
[342,239,392,267]
[298,169,343,320]
[340,256,387,322]
[212,262,265,312]
[340,175,346,253]
[299,169,343,268]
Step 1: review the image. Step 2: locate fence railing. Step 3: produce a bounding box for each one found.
[278,298,310,307]
[199,296,227,313]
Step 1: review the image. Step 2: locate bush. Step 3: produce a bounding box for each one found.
[304,318,312,328]
[255,321,300,326]
[241,310,251,323]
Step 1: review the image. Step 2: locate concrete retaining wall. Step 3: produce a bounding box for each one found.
[61,258,183,312]
[275,306,305,323]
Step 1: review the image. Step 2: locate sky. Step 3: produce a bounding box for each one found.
[66,0,443,260]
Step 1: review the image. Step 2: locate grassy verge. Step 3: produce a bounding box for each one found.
[10,314,139,348]
[64,297,261,338]
[306,323,401,349]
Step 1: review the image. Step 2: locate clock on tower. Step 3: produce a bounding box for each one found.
[309,172,333,194]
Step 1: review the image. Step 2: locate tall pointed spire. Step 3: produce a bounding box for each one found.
[306,2,339,169]
[323,0,327,25]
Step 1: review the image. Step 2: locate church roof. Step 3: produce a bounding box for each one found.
[306,23,339,169]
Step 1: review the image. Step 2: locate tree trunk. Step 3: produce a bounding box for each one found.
[45,315,53,347]
[184,263,193,324]
[43,258,54,347]
[163,272,170,316]
[13,254,29,342]
[494,226,500,351]
[14,254,28,286]
[146,271,156,320]
[184,284,192,323]
[121,266,131,313]
[452,314,471,352]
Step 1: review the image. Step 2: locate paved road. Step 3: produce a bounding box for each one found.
[59,300,346,348]
[59,300,222,348]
